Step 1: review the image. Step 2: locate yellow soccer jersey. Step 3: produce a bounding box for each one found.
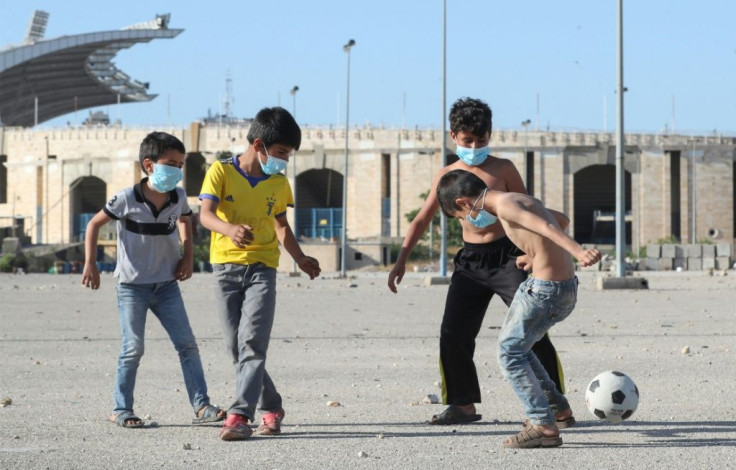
[199,156,294,267]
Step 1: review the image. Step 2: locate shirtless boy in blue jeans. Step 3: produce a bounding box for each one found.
[436,169,601,448]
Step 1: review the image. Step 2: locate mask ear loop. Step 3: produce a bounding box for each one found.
[473,188,489,214]
[466,188,489,221]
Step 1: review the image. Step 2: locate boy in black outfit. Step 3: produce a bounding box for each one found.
[387,98,570,426]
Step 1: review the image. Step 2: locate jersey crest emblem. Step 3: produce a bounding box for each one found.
[265,195,276,216]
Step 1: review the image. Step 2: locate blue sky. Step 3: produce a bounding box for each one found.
[2,1,735,134]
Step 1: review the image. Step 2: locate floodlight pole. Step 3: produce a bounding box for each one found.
[615,0,626,277]
[290,85,299,274]
[340,39,355,278]
[521,119,531,195]
[439,0,448,277]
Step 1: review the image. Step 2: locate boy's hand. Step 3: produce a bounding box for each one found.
[81,263,101,290]
[175,257,193,281]
[576,248,602,267]
[516,254,533,272]
[297,255,321,280]
[387,263,405,293]
[229,224,254,248]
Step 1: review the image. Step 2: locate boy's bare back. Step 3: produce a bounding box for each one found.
[492,192,576,281]
[436,169,601,283]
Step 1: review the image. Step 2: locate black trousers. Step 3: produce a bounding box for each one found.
[439,237,565,406]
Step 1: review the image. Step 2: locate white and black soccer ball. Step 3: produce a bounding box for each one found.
[585,370,639,424]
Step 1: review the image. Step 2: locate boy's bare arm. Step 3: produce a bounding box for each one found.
[388,173,442,293]
[498,199,600,267]
[175,215,194,281]
[82,211,111,290]
[199,198,253,248]
[274,215,320,279]
[547,209,570,230]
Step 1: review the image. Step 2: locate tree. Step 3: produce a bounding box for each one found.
[403,192,463,260]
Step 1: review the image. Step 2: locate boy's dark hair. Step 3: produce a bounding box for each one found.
[436,169,486,217]
[246,106,301,151]
[449,98,492,137]
[139,131,186,174]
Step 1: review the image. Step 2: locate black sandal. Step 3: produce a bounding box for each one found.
[192,404,226,424]
[112,410,144,428]
[428,405,482,425]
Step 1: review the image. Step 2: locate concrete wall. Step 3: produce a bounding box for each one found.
[645,243,732,271]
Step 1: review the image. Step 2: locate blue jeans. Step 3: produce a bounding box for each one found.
[114,280,210,414]
[212,263,282,420]
[497,277,578,426]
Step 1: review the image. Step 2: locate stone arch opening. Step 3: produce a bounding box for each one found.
[295,168,343,239]
[184,152,206,197]
[573,164,631,245]
[70,176,106,242]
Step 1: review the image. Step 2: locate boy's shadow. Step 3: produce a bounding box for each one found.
[154,419,736,447]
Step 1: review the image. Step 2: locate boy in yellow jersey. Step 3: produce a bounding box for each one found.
[199,107,321,441]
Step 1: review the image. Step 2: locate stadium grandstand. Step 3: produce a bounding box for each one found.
[0,10,183,127]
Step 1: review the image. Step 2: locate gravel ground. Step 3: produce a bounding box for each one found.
[1,269,735,469]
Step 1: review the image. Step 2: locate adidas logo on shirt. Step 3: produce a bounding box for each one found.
[225,195,234,202]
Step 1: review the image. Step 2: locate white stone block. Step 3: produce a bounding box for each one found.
[716,244,732,258]
[687,258,702,271]
[658,258,673,270]
[647,258,672,271]
[661,244,676,258]
[686,245,702,258]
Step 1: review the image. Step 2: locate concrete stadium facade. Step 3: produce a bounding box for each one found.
[0,123,734,271]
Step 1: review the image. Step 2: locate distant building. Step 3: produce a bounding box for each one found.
[0,123,733,271]
[82,111,111,127]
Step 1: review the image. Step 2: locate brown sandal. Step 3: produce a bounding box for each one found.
[503,425,562,448]
[523,414,576,429]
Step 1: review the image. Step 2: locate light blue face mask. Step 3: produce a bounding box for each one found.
[465,188,497,228]
[150,164,182,192]
[259,142,289,175]
[455,144,490,166]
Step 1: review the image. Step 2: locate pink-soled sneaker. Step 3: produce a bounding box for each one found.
[256,408,285,436]
[219,413,253,441]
